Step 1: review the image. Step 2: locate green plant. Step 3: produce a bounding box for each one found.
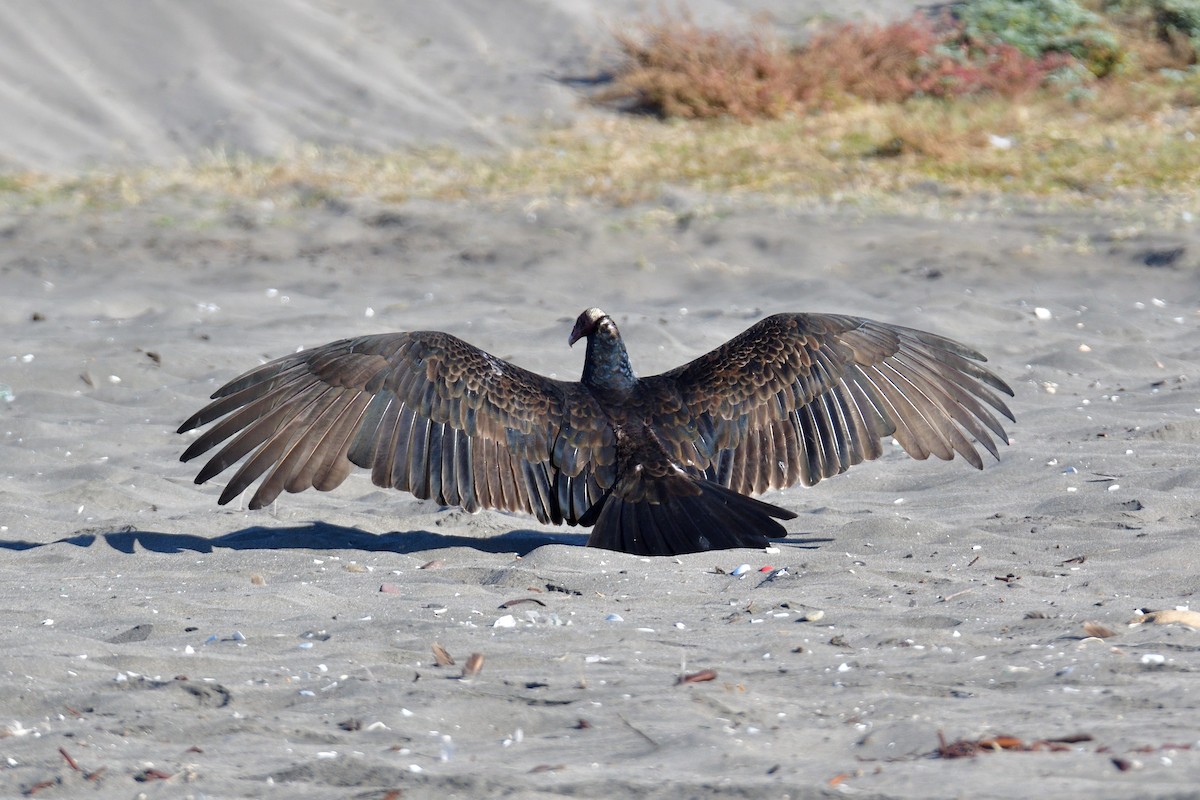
[958,0,1124,75]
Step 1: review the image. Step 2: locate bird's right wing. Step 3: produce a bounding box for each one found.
[643,313,1015,496]
[178,332,615,524]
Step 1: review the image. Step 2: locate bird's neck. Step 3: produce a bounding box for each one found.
[583,330,637,396]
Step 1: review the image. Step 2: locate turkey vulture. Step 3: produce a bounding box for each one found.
[178,308,1013,556]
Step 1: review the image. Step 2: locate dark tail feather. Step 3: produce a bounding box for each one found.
[583,475,796,557]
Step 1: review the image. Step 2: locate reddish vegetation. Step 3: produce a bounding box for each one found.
[602,11,1081,120]
[790,19,1073,104]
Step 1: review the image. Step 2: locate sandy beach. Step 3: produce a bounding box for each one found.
[2,2,1200,798]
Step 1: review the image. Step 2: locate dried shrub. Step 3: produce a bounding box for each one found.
[792,18,1072,103]
[788,19,950,105]
[601,9,1077,119]
[599,12,796,120]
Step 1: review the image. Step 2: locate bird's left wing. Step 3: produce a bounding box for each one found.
[179,332,615,523]
[641,313,1014,496]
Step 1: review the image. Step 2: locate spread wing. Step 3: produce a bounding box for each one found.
[178,332,615,524]
[642,313,1014,496]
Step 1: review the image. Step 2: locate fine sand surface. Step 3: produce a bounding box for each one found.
[2,195,1199,799]
[3,2,1200,799]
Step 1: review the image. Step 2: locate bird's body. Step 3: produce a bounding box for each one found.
[179,308,1014,556]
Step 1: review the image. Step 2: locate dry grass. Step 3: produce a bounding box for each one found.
[4,99,1198,213]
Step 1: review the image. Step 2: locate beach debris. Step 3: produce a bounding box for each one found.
[498,597,547,609]
[756,567,787,587]
[379,583,401,593]
[461,653,485,679]
[132,768,173,782]
[337,718,362,731]
[1131,608,1200,629]
[935,730,1093,759]
[1034,306,1052,320]
[731,563,752,577]
[431,642,455,667]
[493,615,517,628]
[57,748,78,771]
[605,613,624,622]
[249,573,266,586]
[676,668,718,685]
[177,681,232,708]
[24,779,58,796]
[418,559,444,570]
[1082,622,1117,639]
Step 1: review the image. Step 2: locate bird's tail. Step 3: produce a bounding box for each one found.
[581,472,795,557]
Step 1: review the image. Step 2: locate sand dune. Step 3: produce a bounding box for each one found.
[0,0,919,171]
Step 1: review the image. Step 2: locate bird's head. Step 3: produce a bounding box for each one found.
[568,307,611,346]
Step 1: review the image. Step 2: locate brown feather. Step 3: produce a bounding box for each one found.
[179,310,1013,557]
